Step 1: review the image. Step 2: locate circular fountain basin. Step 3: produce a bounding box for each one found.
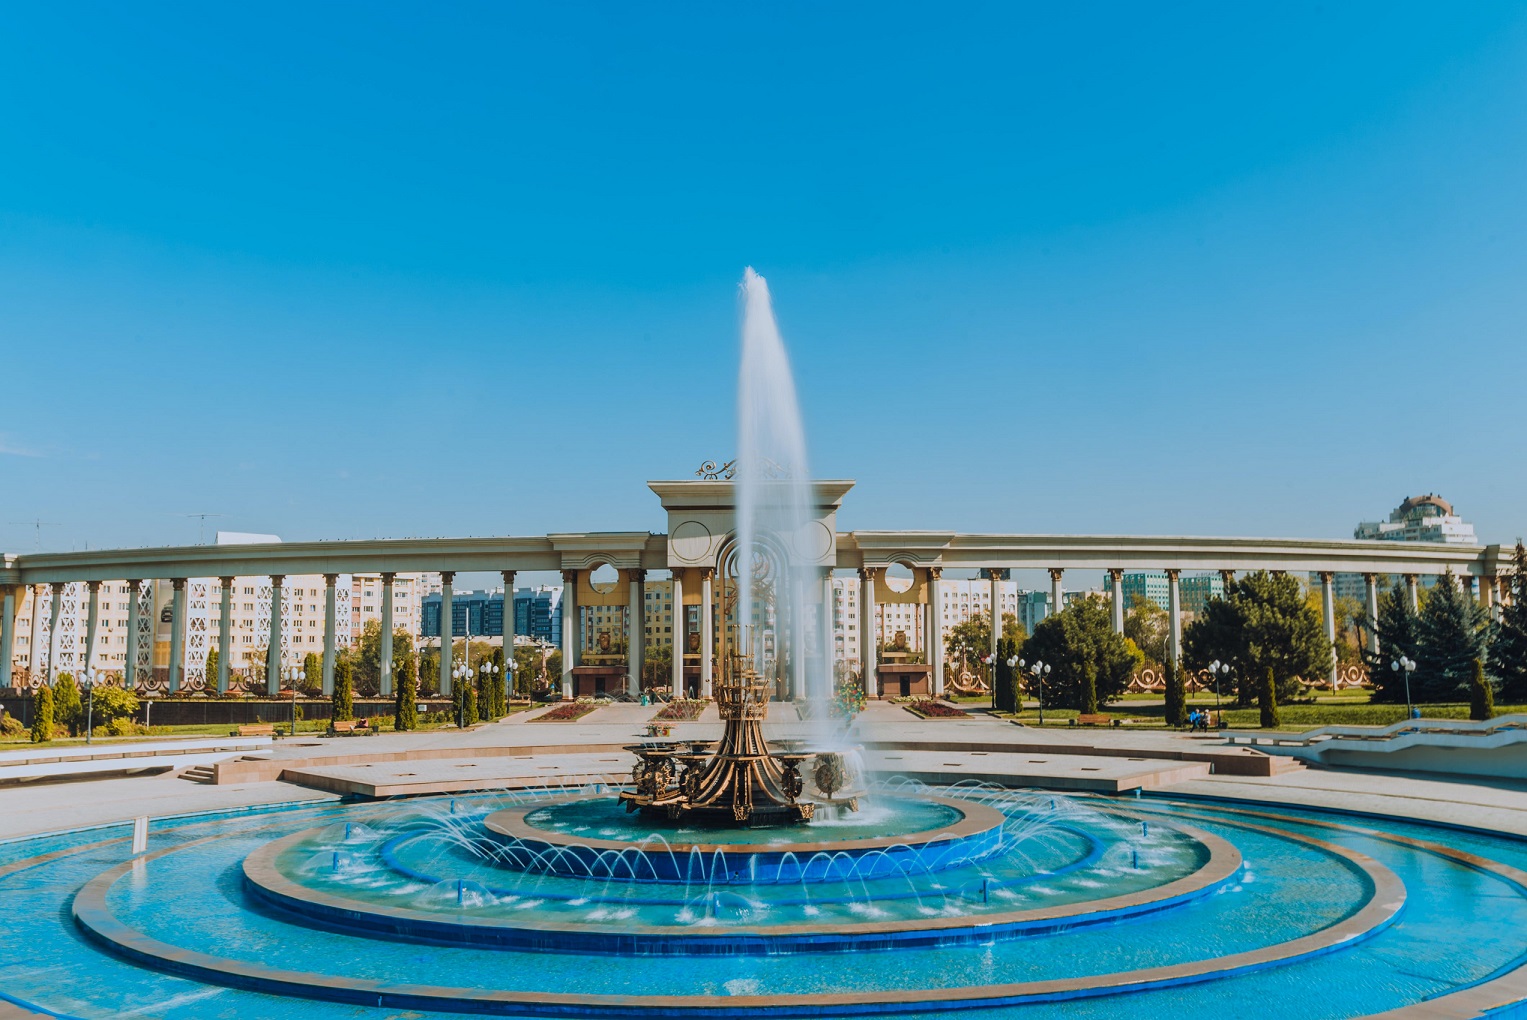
[480,793,1007,882]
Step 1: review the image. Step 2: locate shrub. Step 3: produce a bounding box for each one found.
[90,685,140,730]
[0,713,24,738]
[394,664,418,732]
[1471,658,1495,721]
[53,674,82,736]
[1260,668,1280,728]
[1163,658,1187,728]
[332,659,354,722]
[31,685,54,743]
[533,701,597,723]
[905,699,966,718]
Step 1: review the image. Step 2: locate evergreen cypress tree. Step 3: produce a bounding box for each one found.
[30,684,54,743]
[394,654,418,731]
[993,637,1019,712]
[1081,661,1099,715]
[53,673,82,736]
[1470,657,1495,721]
[1260,667,1279,728]
[1163,657,1187,728]
[1491,542,1527,701]
[204,649,220,690]
[1363,583,1421,703]
[476,667,491,720]
[1415,571,1488,701]
[332,658,354,722]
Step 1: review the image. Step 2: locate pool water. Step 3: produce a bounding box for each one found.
[3,784,1526,1018]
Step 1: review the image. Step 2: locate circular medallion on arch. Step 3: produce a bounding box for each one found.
[668,520,712,563]
[588,563,621,594]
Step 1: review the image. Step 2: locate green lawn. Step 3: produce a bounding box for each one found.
[990,695,1526,731]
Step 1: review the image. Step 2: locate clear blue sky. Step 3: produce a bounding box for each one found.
[3,2,1526,557]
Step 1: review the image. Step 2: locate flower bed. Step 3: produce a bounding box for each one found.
[532,701,599,723]
[652,699,707,722]
[903,699,967,719]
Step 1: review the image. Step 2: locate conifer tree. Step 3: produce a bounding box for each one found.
[53,673,82,736]
[1491,543,1527,701]
[331,658,354,722]
[30,684,54,743]
[1362,583,1421,703]
[1470,657,1495,721]
[1260,667,1279,728]
[1414,571,1488,702]
[1163,657,1187,728]
[394,653,418,731]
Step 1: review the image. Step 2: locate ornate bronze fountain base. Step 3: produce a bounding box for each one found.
[619,657,836,827]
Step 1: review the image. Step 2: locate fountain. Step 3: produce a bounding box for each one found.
[10,269,1527,1018]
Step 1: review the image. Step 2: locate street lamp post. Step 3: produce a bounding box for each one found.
[1018,658,1050,725]
[1208,660,1231,728]
[80,667,97,745]
[479,660,499,720]
[981,654,995,708]
[1391,655,1417,721]
[283,666,305,736]
[452,662,472,728]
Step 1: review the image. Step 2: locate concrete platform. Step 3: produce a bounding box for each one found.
[863,748,1212,793]
[284,751,636,798]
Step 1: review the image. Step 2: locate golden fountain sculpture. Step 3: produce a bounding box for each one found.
[620,654,848,825]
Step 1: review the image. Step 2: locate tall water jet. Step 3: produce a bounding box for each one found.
[736,268,826,713]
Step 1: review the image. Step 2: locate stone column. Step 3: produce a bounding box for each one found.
[700,569,715,698]
[927,567,944,697]
[669,570,684,696]
[627,569,645,697]
[266,575,284,696]
[820,570,836,695]
[560,569,577,700]
[1049,568,1064,620]
[1166,569,1183,667]
[1219,569,1236,592]
[124,581,141,688]
[46,584,62,681]
[1364,573,1380,657]
[0,586,15,690]
[440,572,456,697]
[321,575,337,695]
[1320,571,1338,687]
[1404,574,1419,612]
[84,580,101,673]
[169,578,187,693]
[988,569,1002,660]
[380,573,396,696]
[859,567,877,697]
[217,577,233,694]
[1108,569,1125,634]
[1482,576,1496,612]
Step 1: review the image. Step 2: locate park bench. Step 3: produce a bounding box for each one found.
[1073,714,1111,727]
[328,719,372,736]
[231,723,276,737]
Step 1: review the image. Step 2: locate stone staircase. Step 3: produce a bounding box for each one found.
[179,764,217,784]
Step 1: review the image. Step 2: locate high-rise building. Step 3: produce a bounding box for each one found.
[1119,572,1224,616]
[1328,495,1479,601]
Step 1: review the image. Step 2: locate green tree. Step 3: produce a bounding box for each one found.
[1019,596,1142,711]
[394,649,418,731]
[90,685,140,731]
[30,684,54,743]
[1414,571,1489,702]
[53,673,82,736]
[1183,571,1331,704]
[513,644,542,697]
[331,656,355,722]
[355,618,384,697]
[1491,543,1527,701]
[476,658,492,720]
[204,649,220,690]
[1260,667,1279,728]
[642,644,671,692]
[1163,656,1187,728]
[545,649,564,688]
[454,678,478,726]
[390,628,417,699]
[993,636,1021,712]
[944,612,1025,669]
[1124,595,1169,667]
[418,648,440,696]
[1362,583,1422,703]
[302,652,324,696]
[1470,657,1495,721]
